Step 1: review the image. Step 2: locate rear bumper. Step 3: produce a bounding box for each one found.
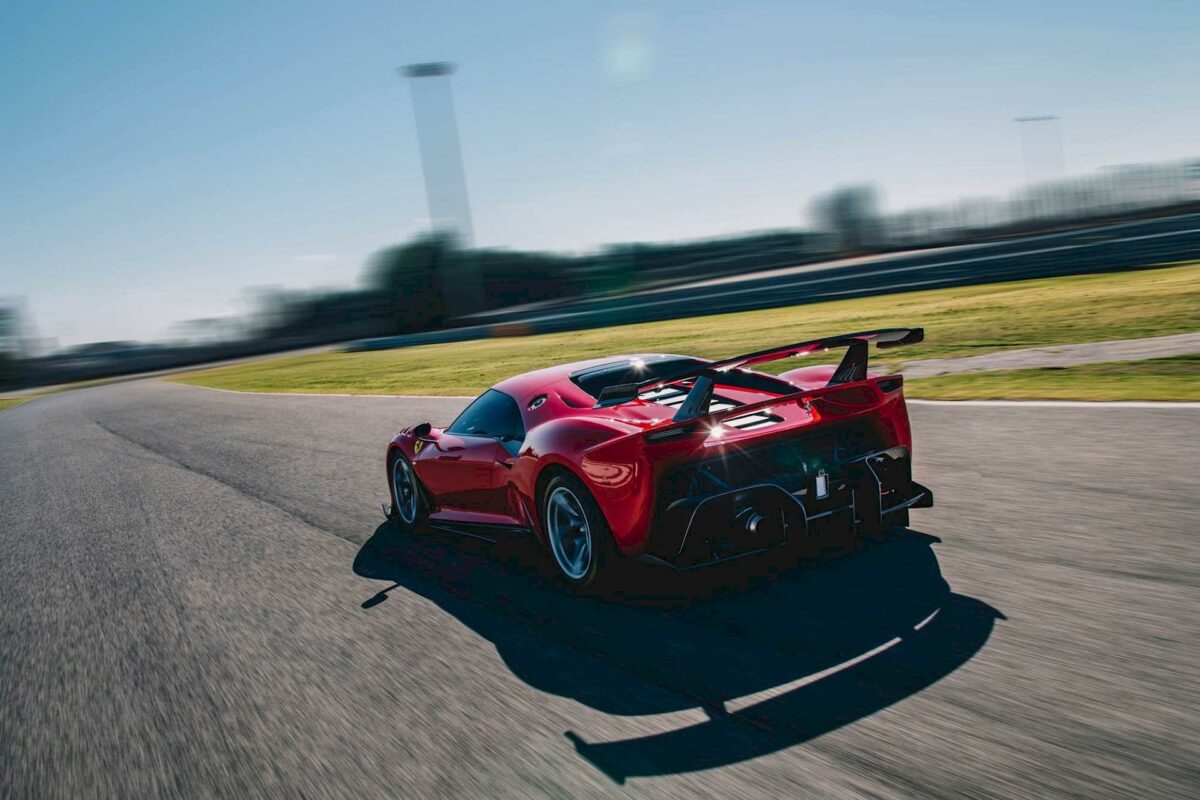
[640,446,932,570]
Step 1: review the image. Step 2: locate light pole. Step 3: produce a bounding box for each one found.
[1014,115,1065,186]
[401,62,474,246]
[401,62,480,317]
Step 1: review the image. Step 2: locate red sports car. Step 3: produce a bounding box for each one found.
[386,328,933,589]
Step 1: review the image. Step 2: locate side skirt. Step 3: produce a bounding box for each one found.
[427,520,533,544]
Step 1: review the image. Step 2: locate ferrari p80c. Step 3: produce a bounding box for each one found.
[386,328,933,590]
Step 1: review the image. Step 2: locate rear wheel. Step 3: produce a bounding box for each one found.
[542,473,618,591]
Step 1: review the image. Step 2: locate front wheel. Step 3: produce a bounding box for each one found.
[389,452,426,529]
[542,473,618,591]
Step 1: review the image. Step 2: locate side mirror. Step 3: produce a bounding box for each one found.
[413,422,432,438]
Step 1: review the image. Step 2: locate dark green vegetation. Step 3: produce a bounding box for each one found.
[256,231,818,344]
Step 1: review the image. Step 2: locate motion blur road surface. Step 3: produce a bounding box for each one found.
[2,382,1196,798]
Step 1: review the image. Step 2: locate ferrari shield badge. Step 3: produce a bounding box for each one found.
[413,439,425,455]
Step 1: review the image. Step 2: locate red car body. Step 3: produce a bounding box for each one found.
[387,328,932,571]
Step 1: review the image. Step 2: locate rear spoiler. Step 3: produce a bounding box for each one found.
[595,327,924,419]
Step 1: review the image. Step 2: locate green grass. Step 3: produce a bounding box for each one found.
[906,355,1200,401]
[0,397,30,412]
[171,262,1200,398]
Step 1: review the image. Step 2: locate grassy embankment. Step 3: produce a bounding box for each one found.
[908,354,1198,401]
[170,262,1200,401]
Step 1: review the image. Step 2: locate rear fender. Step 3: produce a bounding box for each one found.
[519,416,642,546]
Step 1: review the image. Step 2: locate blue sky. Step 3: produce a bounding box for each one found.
[2,0,1197,346]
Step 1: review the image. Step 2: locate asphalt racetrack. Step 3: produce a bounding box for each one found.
[2,382,1196,798]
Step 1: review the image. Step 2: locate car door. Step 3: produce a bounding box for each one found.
[417,432,511,514]
[414,390,524,519]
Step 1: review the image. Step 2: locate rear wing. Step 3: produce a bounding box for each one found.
[595,327,924,420]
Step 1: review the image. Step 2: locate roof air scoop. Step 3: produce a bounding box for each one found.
[596,383,639,407]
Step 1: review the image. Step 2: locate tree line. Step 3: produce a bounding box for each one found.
[254,229,816,343]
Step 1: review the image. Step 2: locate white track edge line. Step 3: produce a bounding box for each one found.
[167,384,475,399]
[175,383,1198,407]
[908,399,1200,408]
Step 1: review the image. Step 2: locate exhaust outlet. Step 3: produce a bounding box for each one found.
[741,507,784,540]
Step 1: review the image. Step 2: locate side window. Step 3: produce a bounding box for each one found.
[447,390,525,441]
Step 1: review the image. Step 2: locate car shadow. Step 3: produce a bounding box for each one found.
[353,522,1002,782]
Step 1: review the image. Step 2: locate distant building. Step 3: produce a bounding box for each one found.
[0,299,30,357]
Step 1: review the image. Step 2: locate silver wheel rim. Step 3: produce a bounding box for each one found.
[546,486,592,581]
[391,457,418,525]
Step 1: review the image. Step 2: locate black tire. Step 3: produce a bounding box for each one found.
[541,472,620,592]
[388,451,427,531]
